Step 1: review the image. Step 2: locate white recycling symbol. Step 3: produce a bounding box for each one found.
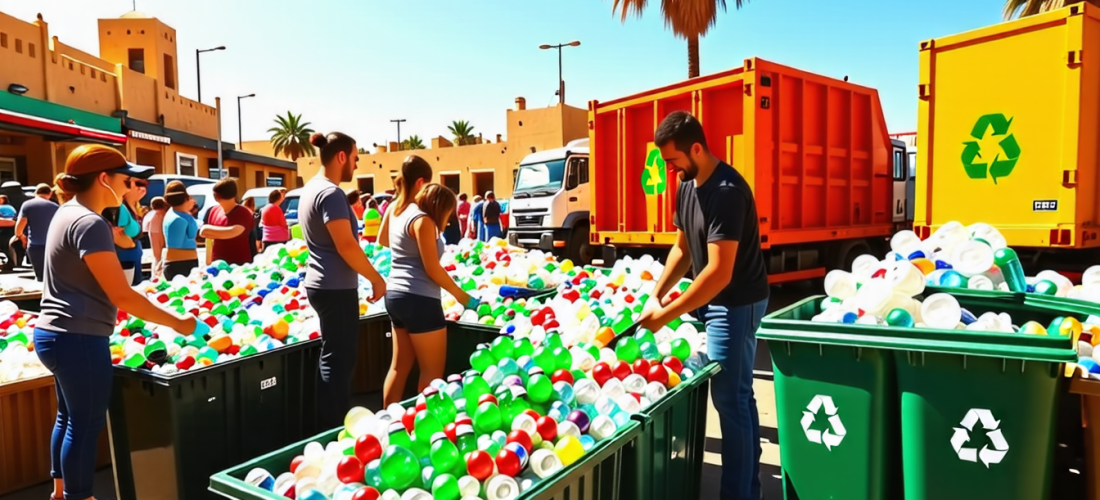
[952,408,1009,468]
[801,395,846,450]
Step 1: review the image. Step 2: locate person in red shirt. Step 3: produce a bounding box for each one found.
[199,178,250,265]
[456,193,470,237]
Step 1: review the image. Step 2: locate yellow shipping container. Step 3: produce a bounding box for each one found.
[915,4,1100,250]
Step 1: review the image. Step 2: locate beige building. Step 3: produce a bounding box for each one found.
[0,10,297,189]
[296,98,588,199]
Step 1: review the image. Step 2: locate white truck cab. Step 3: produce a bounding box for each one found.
[507,138,593,263]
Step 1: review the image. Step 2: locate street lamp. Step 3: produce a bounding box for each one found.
[391,119,406,150]
[195,46,225,103]
[539,40,580,105]
[237,93,255,149]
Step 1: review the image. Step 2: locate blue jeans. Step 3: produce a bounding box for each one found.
[33,329,113,500]
[480,222,501,241]
[700,298,768,500]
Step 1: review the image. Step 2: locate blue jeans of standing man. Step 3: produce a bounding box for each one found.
[700,298,769,500]
[33,329,113,500]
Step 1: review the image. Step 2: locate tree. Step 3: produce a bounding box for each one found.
[357,147,368,154]
[268,112,315,161]
[609,0,749,78]
[402,135,426,150]
[1003,0,1097,18]
[448,120,476,146]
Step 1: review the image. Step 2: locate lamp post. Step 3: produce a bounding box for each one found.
[237,93,255,149]
[195,46,225,103]
[538,40,580,105]
[390,119,406,150]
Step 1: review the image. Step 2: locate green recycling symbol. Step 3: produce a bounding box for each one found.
[961,113,1021,184]
[642,146,667,195]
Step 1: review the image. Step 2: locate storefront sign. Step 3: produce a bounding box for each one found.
[129,130,171,145]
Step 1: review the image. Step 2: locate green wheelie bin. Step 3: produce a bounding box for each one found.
[759,298,902,500]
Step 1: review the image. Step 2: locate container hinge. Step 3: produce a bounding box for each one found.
[1002,358,1008,374]
[962,354,967,370]
[919,83,932,100]
[1064,169,1078,186]
[1021,359,1026,374]
[818,343,823,357]
[1069,50,1084,66]
[855,347,862,362]
[785,341,791,356]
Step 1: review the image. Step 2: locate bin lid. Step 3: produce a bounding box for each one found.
[760,295,1079,363]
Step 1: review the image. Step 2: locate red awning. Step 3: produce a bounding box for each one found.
[0,107,127,144]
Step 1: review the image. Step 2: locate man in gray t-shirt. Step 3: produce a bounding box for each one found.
[16,185,59,280]
[300,176,359,290]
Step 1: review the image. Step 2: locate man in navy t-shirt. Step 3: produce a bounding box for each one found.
[16,184,59,280]
[641,111,769,500]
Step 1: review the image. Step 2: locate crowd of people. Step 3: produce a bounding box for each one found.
[30,112,771,500]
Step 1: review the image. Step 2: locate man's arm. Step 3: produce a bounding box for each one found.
[198,225,245,239]
[652,229,692,305]
[662,241,737,318]
[14,217,27,245]
[328,219,385,301]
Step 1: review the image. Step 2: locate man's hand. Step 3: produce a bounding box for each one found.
[660,290,677,308]
[639,307,674,334]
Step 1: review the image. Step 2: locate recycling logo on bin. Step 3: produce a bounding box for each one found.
[952,408,1009,468]
[801,395,846,450]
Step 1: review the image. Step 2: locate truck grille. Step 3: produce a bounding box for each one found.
[514,215,542,227]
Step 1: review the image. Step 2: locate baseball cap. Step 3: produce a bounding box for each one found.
[64,144,154,179]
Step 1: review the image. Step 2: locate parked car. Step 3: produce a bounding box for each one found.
[142,174,216,207]
[242,187,284,212]
[187,184,218,224]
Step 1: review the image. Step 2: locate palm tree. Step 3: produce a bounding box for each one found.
[1003,0,1097,18]
[609,0,749,78]
[268,111,315,161]
[448,120,476,146]
[402,135,426,150]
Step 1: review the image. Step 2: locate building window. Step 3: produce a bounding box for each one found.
[14,38,22,54]
[229,167,240,179]
[28,43,34,58]
[0,158,16,183]
[267,173,286,187]
[163,53,175,89]
[440,173,460,194]
[176,152,197,176]
[129,48,145,74]
[207,158,225,179]
[357,176,375,196]
[0,33,7,49]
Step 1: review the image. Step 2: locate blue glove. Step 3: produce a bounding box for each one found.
[465,296,480,310]
[192,319,211,338]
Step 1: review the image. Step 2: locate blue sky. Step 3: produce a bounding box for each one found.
[2,0,1008,147]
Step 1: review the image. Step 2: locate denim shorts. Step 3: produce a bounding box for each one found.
[385,290,446,334]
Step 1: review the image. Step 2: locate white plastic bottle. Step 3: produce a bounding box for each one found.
[485,475,521,500]
[921,293,962,330]
[951,240,994,277]
[824,270,858,300]
[530,449,564,478]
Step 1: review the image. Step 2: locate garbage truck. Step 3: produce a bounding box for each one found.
[913,3,1100,274]
[585,57,911,283]
[506,139,593,263]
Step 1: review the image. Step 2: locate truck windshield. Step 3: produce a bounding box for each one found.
[513,160,566,197]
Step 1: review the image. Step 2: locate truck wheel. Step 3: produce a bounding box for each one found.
[834,239,872,273]
[567,224,594,265]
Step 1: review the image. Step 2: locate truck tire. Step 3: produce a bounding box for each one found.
[834,239,872,273]
[567,223,594,265]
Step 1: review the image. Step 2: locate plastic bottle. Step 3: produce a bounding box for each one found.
[993,248,1027,293]
[485,474,521,500]
[951,240,995,277]
[529,449,563,478]
[824,270,858,300]
[921,293,962,330]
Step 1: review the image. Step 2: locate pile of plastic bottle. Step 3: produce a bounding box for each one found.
[114,246,322,375]
[464,254,694,349]
[873,221,1100,301]
[242,327,710,500]
[0,305,47,384]
[815,221,1100,334]
[444,239,563,294]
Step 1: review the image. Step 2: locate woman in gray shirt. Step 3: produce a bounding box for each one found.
[379,156,475,406]
[35,145,203,500]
